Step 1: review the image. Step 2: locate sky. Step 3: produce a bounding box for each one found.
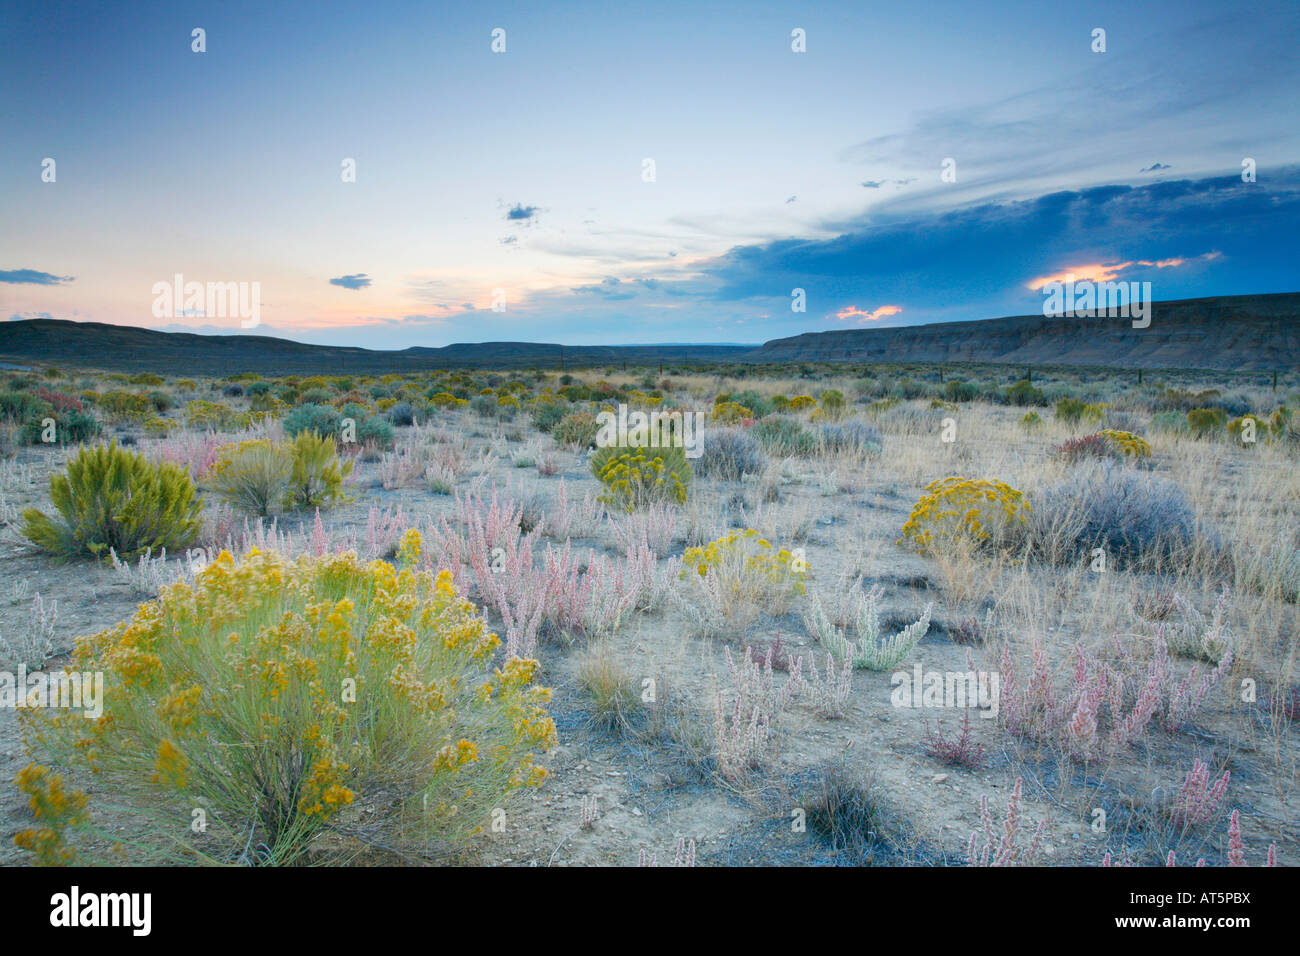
[2,0,1297,349]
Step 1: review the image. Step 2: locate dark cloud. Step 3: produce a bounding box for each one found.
[1141,162,1173,172]
[690,168,1300,322]
[329,273,372,290]
[506,203,539,221]
[0,269,73,285]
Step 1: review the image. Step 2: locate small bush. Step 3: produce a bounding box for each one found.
[1028,462,1200,568]
[900,477,1030,552]
[22,443,202,561]
[695,428,766,481]
[1054,397,1093,424]
[680,529,808,632]
[205,439,292,516]
[285,431,352,511]
[591,445,691,511]
[944,379,979,403]
[553,411,600,449]
[818,421,882,455]
[531,402,566,433]
[752,416,816,456]
[1226,414,1270,447]
[1187,407,1227,437]
[1053,432,1121,464]
[1020,411,1043,430]
[1005,380,1046,407]
[817,389,847,421]
[386,402,417,427]
[21,410,101,446]
[284,402,343,439]
[357,417,396,451]
[16,539,554,864]
[1099,429,1152,457]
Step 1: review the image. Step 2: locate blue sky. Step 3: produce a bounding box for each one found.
[2,0,1297,348]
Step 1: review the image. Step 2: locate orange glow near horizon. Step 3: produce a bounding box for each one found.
[1026,257,1200,291]
[836,304,902,323]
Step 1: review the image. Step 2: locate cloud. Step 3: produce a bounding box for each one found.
[570,277,636,300]
[506,203,539,222]
[9,312,56,321]
[0,269,73,285]
[860,180,885,189]
[1141,162,1173,172]
[1025,255,1219,290]
[785,195,797,203]
[684,168,1300,325]
[500,235,518,245]
[329,273,372,290]
[836,304,902,323]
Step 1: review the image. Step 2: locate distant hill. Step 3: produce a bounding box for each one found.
[1,292,1295,374]
[0,321,749,375]
[747,293,1300,371]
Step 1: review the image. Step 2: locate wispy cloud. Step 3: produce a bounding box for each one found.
[329,273,372,290]
[836,304,902,323]
[0,269,73,285]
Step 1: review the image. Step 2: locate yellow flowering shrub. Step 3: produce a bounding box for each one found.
[185,400,238,430]
[1099,429,1152,457]
[13,763,89,866]
[1226,414,1271,447]
[899,476,1030,551]
[16,533,554,865]
[680,529,808,627]
[786,395,817,412]
[591,444,691,512]
[711,401,754,424]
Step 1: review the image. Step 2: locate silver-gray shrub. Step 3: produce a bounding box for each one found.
[1027,461,1204,569]
[696,427,766,481]
[818,421,882,455]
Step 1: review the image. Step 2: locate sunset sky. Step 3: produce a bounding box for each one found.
[2,0,1297,348]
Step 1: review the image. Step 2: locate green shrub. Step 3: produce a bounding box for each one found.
[752,416,816,456]
[0,391,49,422]
[1055,397,1088,424]
[21,410,101,446]
[531,402,566,433]
[591,444,691,511]
[943,380,979,403]
[817,389,848,421]
[1005,380,1046,407]
[1187,407,1227,437]
[284,402,343,439]
[205,439,292,516]
[97,390,152,421]
[357,417,395,450]
[21,443,202,561]
[299,387,336,405]
[285,431,352,511]
[552,411,600,449]
[15,538,554,865]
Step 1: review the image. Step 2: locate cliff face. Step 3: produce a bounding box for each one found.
[745,293,1300,370]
